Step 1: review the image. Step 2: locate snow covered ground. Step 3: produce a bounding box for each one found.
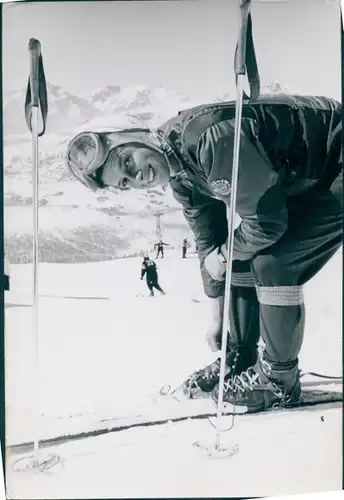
[4,248,342,499]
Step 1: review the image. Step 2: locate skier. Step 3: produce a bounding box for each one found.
[141,255,166,296]
[182,238,188,259]
[4,252,10,291]
[154,240,167,259]
[66,94,342,413]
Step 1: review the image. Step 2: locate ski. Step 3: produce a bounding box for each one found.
[159,378,342,415]
[7,376,341,455]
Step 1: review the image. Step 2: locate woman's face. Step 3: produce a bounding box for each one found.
[100,144,170,190]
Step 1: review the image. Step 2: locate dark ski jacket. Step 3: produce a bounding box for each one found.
[154,242,168,250]
[158,94,342,298]
[141,259,158,282]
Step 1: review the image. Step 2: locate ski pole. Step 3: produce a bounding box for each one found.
[214,0,259,451]
[25,38,48,465]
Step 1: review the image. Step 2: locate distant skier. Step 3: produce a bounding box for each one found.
[4,253,10,291]
[154,240,167,259]
[182,238,188,259]
[141,256,165,296]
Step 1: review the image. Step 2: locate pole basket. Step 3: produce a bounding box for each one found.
[10,453,61,474]
[193,439,239,460]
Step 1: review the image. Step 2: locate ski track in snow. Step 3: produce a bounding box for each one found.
[4,249,342,498]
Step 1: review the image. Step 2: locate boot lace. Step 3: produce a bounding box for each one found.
[224,365,284,398]
[183,358,221,396]
[184,345,243,394]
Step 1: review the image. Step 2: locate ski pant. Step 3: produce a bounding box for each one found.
[228,169,343,370]
[182,246,187,258]
[156,248,164,258]
[147,279,164,293]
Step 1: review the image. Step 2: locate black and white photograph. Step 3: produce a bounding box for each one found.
[2,0,343,498]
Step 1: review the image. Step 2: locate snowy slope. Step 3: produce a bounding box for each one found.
[6,409,342,499]
[4,248,342,499]
[5,249,342,438]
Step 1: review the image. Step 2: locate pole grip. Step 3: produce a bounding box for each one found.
[235,0,251,76]
[28,38,41,108]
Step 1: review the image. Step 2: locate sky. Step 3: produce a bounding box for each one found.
[2,0,342,101]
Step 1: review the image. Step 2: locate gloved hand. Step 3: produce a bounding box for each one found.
[206,296,225,352]
[204,243,227,281]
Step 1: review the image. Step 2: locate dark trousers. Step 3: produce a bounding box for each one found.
[147,280,164,294]
[229,170,343,368]
[182,246,187,258]
[156,248,164,258]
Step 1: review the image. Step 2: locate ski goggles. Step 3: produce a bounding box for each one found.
[66,128,154,191]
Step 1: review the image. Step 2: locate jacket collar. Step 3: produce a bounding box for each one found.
[163,142,184,178]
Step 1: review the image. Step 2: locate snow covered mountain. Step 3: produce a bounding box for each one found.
[3,82,200,137]
[3,83,104,136]
[87,84,193,113]
[4,80,287,137]
[216,81,287,102]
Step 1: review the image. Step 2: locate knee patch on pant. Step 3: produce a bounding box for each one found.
[231,271,255,288]
[256,285,304,306]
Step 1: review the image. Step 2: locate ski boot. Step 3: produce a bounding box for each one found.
[182,343,258,399]
[211,357,301,413]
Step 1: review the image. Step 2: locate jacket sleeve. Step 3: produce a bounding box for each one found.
[170,179,228,297]
[197,120,288,261]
